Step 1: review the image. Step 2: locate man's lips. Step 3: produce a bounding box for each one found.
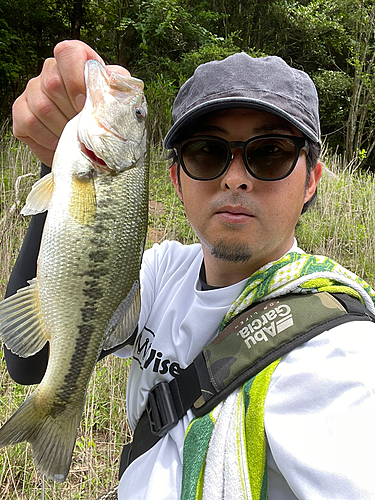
[217,205,253,215]
[215,205,255,223]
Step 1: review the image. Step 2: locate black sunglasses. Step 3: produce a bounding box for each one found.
[174,134,309,181]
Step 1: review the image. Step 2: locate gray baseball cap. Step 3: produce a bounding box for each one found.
[164,53,320,149]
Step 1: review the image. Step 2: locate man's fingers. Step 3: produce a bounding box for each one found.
[38,58,78,121]
[12,94,60,168]
[12,79,63,140]
[53,40,105,113]
[16,135,57,168]
[25,76,70,137]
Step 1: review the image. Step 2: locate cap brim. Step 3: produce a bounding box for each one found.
[164,97,320,149]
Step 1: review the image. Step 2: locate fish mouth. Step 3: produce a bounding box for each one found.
[80,142,109,171]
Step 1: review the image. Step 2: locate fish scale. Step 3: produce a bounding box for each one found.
[0,59,148,482]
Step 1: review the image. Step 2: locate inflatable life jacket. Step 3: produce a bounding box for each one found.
[119,291,375,477]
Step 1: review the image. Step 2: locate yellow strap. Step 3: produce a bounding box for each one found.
[245,359,281,500]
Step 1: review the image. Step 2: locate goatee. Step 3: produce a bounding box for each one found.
[211,241,252,263]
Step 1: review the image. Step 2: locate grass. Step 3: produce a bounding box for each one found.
[0,122,40,298]
[1,126,375,499]
[296,153,375,286]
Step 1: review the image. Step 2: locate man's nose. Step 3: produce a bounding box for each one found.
[220,150,253,192]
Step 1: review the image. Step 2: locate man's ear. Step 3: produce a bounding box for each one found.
[304,160,322,204]
[170,163,183,202]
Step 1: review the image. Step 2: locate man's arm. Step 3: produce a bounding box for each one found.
[3,164,50,384]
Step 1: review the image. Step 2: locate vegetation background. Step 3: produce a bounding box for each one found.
[1,0,375,498]
[2,0,375,167]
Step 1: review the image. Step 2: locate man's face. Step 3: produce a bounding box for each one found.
[170,108,321,286]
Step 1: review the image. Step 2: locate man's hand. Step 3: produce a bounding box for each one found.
[12,40,130,167]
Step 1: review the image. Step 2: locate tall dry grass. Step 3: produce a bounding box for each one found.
[296,154,375,287]
[0,122,39,298]
[1,127,375,498]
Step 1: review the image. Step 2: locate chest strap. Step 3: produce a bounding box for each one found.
[119,292,375,477]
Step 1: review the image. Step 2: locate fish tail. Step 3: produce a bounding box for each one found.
[0,392,82,482]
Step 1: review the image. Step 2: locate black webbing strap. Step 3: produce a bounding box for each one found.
[119,292,375,478]
[119,360,203,476]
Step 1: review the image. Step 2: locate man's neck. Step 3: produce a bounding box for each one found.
[202,257,259,287]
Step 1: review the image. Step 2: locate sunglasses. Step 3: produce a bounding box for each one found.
[174,134,309,181]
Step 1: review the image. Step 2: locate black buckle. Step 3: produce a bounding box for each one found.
[146,381,179,437]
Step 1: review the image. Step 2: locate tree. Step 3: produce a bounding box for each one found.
[70,0,84,39]
[345,0,375,166]
[0,0,70,118]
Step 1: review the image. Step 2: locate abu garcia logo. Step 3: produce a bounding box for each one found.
[235,301,294,349]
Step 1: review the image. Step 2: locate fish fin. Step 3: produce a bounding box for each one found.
[102,280,141,350]
[0,278,49,357]
[0,391,82,482]
[21,172,54,215]
[69,173,96,226]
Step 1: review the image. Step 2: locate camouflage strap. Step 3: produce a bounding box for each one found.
[193,292,350,416]
[95,486,118,500]
[122,291,375,478]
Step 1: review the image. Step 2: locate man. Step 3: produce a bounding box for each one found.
[6,40,375,499]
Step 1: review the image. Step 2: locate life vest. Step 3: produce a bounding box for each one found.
[119,291,375,477]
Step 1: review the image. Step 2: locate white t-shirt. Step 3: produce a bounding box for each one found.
[116,240,375,499]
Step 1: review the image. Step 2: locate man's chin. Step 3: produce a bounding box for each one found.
[211,240,252,263]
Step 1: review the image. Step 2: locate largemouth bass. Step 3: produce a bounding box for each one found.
[0,59,148,482]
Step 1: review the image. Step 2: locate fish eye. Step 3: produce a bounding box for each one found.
[133,106,146,119]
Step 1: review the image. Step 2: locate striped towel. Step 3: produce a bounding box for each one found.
[180,252,375,500]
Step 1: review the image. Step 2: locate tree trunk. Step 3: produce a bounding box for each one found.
[71,0,83,40]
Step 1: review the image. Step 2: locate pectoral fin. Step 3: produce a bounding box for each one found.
[69,173,96,226]
[102,281,141,350]
[0,278,49,357]
[21,173,54,215]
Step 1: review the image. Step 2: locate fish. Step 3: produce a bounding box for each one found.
[0,59,148,482]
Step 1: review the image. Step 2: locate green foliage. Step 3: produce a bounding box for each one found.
[312,69,352,150]
[0,0,72,118]
[3,0,375,169]
[145,74,177,144]
[175,35,245,83]
[121,0,215,52]
[117,1,239,83]
[344,0,375,167]
[148,145,197,246]
[268,0,350,66]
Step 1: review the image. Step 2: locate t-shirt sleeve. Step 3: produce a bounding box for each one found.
[264,320,375,499]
